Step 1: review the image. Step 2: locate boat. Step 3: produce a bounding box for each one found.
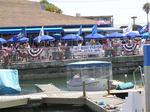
[0,69,21,95]
[66,61,112,91]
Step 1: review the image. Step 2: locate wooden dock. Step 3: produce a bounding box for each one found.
[0,83,142,112]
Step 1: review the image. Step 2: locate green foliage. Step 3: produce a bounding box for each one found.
[40,0,49,4]
[143,2,150,27]
[40,0,62,14]
[143,2,150,14]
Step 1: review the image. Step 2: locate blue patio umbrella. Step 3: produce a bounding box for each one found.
[141,32,150,39]
[18,37,29,43]
[7,34,25,43]
[0,37,7,44]
[62,34,83,41]
[33,35,55,42]
[126,31,141,38]
[85,33,105,40]
[106,32,125,38]
[7,37,16,43]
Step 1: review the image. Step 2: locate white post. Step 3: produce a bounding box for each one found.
[144,45,150,112]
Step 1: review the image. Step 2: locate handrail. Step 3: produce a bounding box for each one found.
[133,66,144,88]
[139,66,144,86]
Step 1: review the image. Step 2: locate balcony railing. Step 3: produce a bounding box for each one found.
[0,44,142,65]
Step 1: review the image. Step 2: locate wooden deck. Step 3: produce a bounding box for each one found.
[35,83,61,92]
[0,83,142,112]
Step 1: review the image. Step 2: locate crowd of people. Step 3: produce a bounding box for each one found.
[0,37,148,65]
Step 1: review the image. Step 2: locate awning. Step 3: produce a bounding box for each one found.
[64,27,92,33]
[64,27,123,34]
[98,27,123,33]
[0,28,22,34]
[0,27,63,34]
[26,27,63,33]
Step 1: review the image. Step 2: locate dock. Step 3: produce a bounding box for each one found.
[0,83,143,112]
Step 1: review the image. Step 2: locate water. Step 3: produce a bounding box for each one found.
[20,73,143,94]
[5,77,94,112]
[17,73,143,112]
[1,104,93,112]
[113,73,143,85]
[20,77,67,94]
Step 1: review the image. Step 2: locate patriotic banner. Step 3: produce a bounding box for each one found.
[122,43,137,52]
[71,45,102,56]
[27,48,43,57]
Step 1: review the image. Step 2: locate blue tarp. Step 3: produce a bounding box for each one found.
[116,82,134,90]
[0,69,21,95]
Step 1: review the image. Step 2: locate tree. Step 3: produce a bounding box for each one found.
[40,0,49,4]
[143,2,150,32]
[40,0,62,14]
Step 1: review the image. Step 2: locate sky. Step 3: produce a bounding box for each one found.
[30,0,149,27]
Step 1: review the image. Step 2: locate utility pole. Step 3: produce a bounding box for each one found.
[131,16,137,31]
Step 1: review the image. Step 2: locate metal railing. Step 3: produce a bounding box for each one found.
[0,45,142,65]
[133,66,144,88]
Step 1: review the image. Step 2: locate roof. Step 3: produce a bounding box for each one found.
[0,0,97,27]
[67,61,111,68]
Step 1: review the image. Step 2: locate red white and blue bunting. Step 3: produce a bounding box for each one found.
[122,43,137,52]
[27,48,43,57]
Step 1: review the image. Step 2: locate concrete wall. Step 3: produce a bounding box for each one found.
[0,55,143,80]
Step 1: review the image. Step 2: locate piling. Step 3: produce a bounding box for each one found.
[144,45,150,112]
[83,81,86,97]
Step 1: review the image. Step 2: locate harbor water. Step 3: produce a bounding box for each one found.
[1,104,93,112]
[2,73,142,112]
[20,73,143,93]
